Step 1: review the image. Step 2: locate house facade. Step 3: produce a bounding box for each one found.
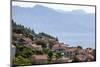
[31,43,42,51]
[31,55,48,64]
[65,47,77,58]
[11,45,16,61]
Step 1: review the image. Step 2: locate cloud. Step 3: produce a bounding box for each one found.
[12,1,95,13]
[12,1,37,7]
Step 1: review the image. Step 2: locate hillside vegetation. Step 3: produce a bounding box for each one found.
[12,20,58,65]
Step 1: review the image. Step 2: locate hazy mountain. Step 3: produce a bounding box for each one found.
[12,5,95,48]
[12,5,95,33]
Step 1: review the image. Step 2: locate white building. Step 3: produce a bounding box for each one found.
[11,45,16,60]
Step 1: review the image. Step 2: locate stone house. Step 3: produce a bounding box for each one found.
[31,55,48,64]
[31,43,42,51]
[52,43,67,52]
[64,47,77,58]
[52,57,70,63]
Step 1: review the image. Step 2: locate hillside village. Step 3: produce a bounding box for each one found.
[11,20,96,66]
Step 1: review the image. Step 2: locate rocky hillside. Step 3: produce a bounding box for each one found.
[12,20,59,65]
[12,20,58,46]
[12,20,96,66]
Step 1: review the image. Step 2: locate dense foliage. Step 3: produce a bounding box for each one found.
[12,20,95,66]
[12,20,58,65]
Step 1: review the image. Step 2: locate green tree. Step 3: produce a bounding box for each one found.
[55,52,62,59]
[13,56,32,65]
[15,46,34,58]
[13,45,35,65]
[77,45,83,49]
[48,50,53,62]
[43,48,50,54]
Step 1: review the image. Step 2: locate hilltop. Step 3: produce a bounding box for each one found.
[12,20,96,66]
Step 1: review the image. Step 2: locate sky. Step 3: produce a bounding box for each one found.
[12,1,96,48]
[12,1,95,13]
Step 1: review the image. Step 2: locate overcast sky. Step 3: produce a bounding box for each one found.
[12,1,95,13]
[12,1,95,48]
